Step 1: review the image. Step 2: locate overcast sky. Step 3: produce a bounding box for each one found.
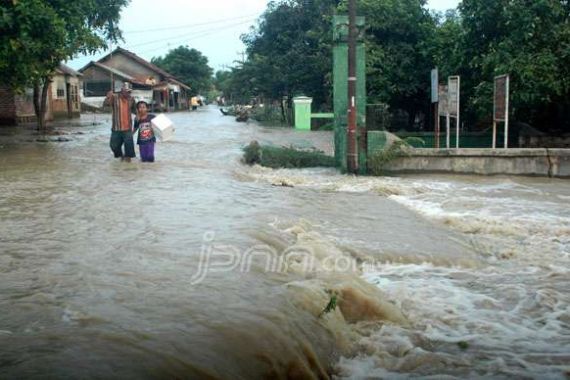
[67,0,460,72]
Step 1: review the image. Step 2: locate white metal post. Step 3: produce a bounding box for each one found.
[504,75,510,149]
[456,76,460,148]
[446,113,450,148]
[432,69,440,149]
[493,78,497,149]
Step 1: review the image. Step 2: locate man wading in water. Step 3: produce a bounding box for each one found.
[105,83,136,162]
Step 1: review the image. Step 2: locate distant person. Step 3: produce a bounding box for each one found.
[133,100,156,163]
[105,83,135,162]
[191,96,199,110]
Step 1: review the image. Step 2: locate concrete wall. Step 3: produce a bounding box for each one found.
[383,148,570,178]
[522,135,570,149]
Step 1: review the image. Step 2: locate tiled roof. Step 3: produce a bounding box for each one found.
[96,47,191,90]
[57,63,83,77]
[91,62,136,81]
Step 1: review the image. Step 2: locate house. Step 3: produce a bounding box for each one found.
[0,64,82,126]
[79,47,191,112]
[79,61,152,110]
[51,64,82,119]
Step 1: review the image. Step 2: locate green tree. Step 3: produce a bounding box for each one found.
[0,0,128,129]
[219,64,257,104]
[460,0,570,132]
[151,46,213,96]
[239,0,341,109]
[209,70,231,101]
[431,10,464,81]
[359,0,437,130]
[212,70,232,95]
[429,10,483,128]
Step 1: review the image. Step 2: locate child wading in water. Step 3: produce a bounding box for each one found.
[134,101,156,162]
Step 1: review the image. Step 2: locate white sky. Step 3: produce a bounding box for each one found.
[67,0,460,72]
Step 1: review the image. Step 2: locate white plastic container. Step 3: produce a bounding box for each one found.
[151,114,175,142]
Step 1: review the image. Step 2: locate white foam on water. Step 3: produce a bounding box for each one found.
[335,263,570,379]
[244,166,570,264]
[241,166,570,378]
[238,166,454,196]
[388,186,570,266]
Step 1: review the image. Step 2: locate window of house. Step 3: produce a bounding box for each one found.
[56,80,65,98]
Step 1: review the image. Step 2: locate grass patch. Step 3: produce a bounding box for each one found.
[368,137,424,175]
[243,141,335,169]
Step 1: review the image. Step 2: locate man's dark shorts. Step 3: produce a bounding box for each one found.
[110,130,136,158]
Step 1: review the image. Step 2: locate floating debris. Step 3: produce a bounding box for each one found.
[318,293,338,318]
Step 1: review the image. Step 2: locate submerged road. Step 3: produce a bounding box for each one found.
[0,106,569,379]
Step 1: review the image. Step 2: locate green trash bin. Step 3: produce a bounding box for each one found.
[293,96,313,130]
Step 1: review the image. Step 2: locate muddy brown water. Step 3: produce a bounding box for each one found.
[0,107,568,379]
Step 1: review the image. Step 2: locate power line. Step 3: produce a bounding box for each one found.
[136,20,255,57]
[122,13,259,34]
[123,19,255,50]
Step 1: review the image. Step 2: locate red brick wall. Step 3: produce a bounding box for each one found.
[1,85,54,125]
[0,86,17,125]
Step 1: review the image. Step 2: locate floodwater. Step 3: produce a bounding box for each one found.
[0,106,568,379]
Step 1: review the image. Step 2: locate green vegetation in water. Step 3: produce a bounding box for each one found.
[457,341,469,350]
[250,106,284,124]
[318,294,338,318]
[368,137,424,176]
[243,141,335,169]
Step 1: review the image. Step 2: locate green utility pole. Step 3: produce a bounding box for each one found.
[347,0,358,174]
[333,16,366,174]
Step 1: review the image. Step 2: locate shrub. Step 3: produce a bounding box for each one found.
[368,137,424,175]
[243,141,335,168]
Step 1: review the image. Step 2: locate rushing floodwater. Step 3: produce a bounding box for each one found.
[0,106,569,379]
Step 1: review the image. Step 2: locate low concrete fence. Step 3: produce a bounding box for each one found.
[384,148,570,178]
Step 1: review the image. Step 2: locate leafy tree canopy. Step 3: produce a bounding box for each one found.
[221,0,570,133]
[151,46,214,96]
[0,0,128,129]
[238,0,341,108]
[359,0,436,128]
[1,0,128,89]
[460,0,570,130]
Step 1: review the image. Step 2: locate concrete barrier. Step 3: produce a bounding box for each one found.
[383,148,570,178]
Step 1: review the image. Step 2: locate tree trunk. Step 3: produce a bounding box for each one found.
[39,77,50,130]
[33,82,41,130]
[284,94,292,125]
[33,77,51,131]
[280,97,286,123]
[66,83,72,118]
[407,108,417,131]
